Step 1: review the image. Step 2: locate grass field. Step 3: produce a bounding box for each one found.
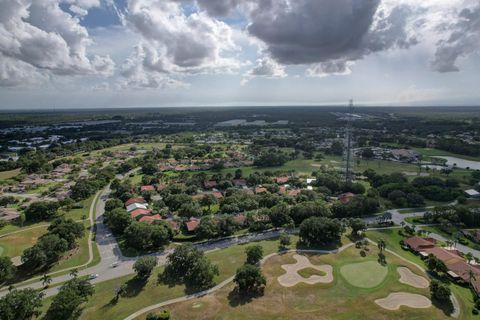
[0,168,21,180]
[38,236,299,320]
[155,244,447,320]
[0,225,49,257]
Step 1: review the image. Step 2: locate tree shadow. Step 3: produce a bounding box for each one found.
[157,272,207,295]
[295,239,341,251]
[227,287,264,307]
[432,297,454,316]
[120,277,148,298]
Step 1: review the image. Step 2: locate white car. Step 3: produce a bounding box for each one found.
[89,273,99,280]
[111,262,120,268]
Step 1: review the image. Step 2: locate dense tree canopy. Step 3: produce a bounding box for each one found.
[161,245,218,290]
[234,264,266,295]
[45,277,94,320]
[299,217,344,247]
[133,256,157,280]
[0,288,44,320]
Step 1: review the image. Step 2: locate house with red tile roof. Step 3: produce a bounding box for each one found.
[276,176,289,184]
[130,208,152,220]
[403,236,436,252]
[233,213,247,226]
[204,180,218,189]
[422,246,462,265]
[140,185,155,192]
[232,179,247,187]
[139,214,162,224]
[185,217,201,233]
[337,192,355,204]
[446,260,480,282]
[255,187,268,194]
[287,189,301,197]
[156,183,168,191]
[125,197,147,207]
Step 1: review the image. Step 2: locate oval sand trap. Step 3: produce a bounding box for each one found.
[397,267,429,288]
[278,254,333,287]
[375,292,432,310]
[340,261,388,288]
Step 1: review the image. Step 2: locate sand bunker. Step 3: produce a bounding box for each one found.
[278,254,333,287]
[397,267,429,288]
[375,292,432,310]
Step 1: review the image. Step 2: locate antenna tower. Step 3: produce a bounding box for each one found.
[344,99,354,183]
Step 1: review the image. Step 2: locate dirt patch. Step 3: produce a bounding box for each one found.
[277,254,333,287]
[397,267,429,288]
[375,292,432,310]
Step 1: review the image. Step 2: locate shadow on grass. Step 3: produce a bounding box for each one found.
[432,297,454,316]
[120,277,148,298]
[157,272,210,296]
[295,239,342,251]
[227,288,264,307]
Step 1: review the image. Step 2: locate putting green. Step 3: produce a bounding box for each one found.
[340,260,388,288]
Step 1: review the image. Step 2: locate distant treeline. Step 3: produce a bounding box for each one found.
[436,139,480,157]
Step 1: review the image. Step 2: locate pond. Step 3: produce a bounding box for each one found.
[433,156,480,170]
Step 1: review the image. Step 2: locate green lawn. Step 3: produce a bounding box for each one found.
[64,195,95,221]
[0,222,49,237]
[339,260,389,288]
[0,168,21,180]
[0,225,49,257]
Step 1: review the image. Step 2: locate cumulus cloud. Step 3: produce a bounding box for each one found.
[243,0,423,75]
[125,0,240,73]
[195,0,240,17]
[0,0,114,86]
[119,43,188,89]
[118,0,242,89]
[306,61,354,77]
[241,56,286,85]
[431,3,480,72]
[246,0,381,65]
[0,53,45,87]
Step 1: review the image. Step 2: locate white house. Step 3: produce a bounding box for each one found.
[126,202,148,212]
[465,189,480,198]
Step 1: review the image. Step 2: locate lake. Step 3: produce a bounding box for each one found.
[433,156,480,170]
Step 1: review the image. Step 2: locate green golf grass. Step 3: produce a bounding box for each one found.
[340,260,388,288]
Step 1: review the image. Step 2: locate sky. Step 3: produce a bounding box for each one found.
[0,0,479,109]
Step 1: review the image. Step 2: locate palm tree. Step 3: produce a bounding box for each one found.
[464,269,477,285]
[446,240,453,248]
[41,274,52,288]
[377,239,386,253]
[69,268,79,278]
[466,252,474,264]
